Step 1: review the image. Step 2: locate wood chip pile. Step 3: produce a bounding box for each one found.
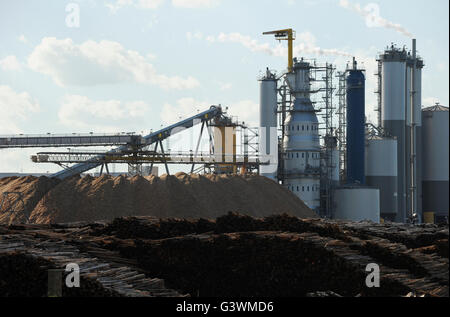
[0,174,316,225]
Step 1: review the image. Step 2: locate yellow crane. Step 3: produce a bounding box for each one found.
[263,28,296,72]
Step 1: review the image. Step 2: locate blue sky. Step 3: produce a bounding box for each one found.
[0,0,448,173]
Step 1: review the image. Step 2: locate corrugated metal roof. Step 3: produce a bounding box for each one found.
[422,104,449,112]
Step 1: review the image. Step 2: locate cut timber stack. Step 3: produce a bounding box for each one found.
[0,213,447,297]
[0,223,187,297]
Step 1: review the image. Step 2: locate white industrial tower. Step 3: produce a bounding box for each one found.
[283,58,321,211]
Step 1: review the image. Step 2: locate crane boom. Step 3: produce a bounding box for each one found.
[263,28,295,72]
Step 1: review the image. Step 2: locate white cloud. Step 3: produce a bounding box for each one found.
[172,0,219,8]
[437,62,448,72]
[161,97,211,125]
[106,0,218,11]
[205,35,216,43]
[58,95,152,132]
[200,31,352,58]
[0,85,40,134]
[28,37,200,90]
[0,55,22,71]
[226,100,259,127]
[138,0,165,8]
[0,148,62,173]
[106,0,164,12]
[186,31,204,41]
[423,97,441,107]
[219,82,232,91]
[339,0,413,38]
[18,35,29,44]
[161,97,259,127]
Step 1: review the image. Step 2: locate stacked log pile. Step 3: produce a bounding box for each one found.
[0,225,187,297]
[0,214,448,297]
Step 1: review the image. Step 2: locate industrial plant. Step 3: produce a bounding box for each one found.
[0,27,448,298]
[1,30,447,225]
[257,30,448,225]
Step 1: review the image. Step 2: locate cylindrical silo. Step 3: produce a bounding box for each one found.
[365,137,398,221]
[380,46,408,223]
[422,104,449,223]
[259,68,278,180]
[333,186,380,223]
[346,58,366,185]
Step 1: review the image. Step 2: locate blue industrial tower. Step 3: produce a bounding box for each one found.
[346,58,366,184]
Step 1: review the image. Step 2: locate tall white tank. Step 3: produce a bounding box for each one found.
[365,137,398,220]
[283,58,321,211]
[380,46,408,222]
[422,104,449,222]
[259,68,278,180]
[333,186,380,223]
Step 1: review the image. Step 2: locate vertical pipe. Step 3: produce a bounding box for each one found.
[410,39,417,222]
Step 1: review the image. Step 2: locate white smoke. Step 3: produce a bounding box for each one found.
[339,0,413,38]
[205,31,352,57]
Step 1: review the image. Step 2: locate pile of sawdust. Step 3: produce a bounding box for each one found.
[1,173,316,224]
[0,176,60,225]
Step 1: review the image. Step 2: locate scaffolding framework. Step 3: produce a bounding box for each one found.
[336,71,347,180]
[274,59,337,215]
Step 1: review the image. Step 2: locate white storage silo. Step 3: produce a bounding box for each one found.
[259,68,278,181]
[380,46,408,222]
[365,137,398,221]
[422,104,449,223]
[333,186,380,223]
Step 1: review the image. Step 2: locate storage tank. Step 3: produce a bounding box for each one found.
[333,186,380,223]
[346,58,366,185]
[422,104,449,223]
[259,68,278,180]
[283,58,321,211]
[365,137,398,221]
[380,45,408,222]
